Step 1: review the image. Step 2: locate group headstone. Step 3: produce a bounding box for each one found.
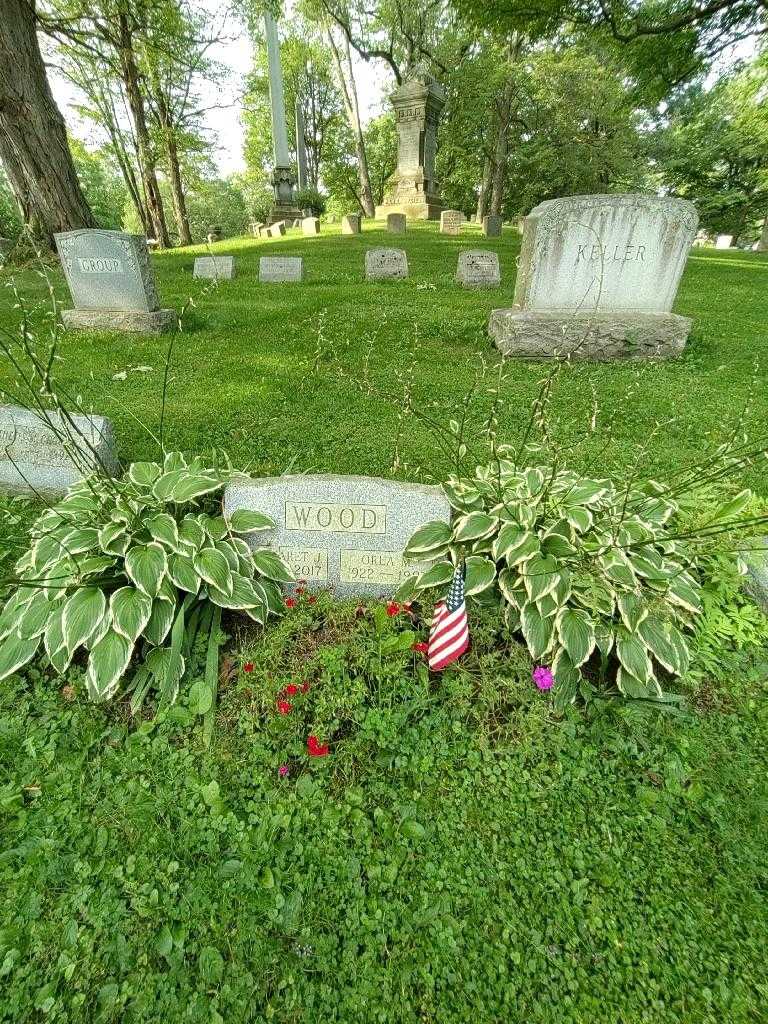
[54,229,175,334]
[456,250,500,289]
[488,194,699,361]
[440,210,463,236]
[0,404,119,497]
[223,474,451,598]
[482,215,502,238]
[259,256,305,283]
[715,234,733,250]
[387,213,407,234]
[342,214,362,235]
[365,249,409,282]
[302,217,320,236]
[193,256,235,280]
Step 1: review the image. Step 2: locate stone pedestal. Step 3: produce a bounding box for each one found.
[375,67,445,222]
[488,309,691,361]
[61,308,176,334]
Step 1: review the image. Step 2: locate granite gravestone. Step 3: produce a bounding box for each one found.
[268,221,287,237]
[0,404,119,497]
[259,256,305,283]
[342,214,362,235]
[456,250,500,289]
[440,210,463,236]
[489,194,699,361]
[54,229,174,334]
[387,213,407,234]
[365,249,408,281]
[302,217,320,236]
[193,256,235,280]
[223,474,451,598]
[483,215,502,238]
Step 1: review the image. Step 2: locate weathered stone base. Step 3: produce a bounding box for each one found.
[268,205,303,225]
[375,203,443,222]
[488,309,692,361]
[61,308,176,334]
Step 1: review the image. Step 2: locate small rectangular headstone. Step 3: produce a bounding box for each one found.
[365,248,408,281]
[259,256,305,283]
[387,213,406,234]
[715,234,733,249]
[268,222,287,237]
[223,474,451,598]
[440,210,463,235]
[302,217,320,236]
[0,404,119,497]
[342,214,362,235]
[456,250,500,289]
[482,215,502,237]
[193,256,235,280]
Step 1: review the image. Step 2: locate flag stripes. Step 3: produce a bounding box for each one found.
[428,564,469,671]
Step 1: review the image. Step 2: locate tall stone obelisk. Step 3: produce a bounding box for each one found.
[264,11,301,223]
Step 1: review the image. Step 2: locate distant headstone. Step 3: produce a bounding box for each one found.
[302,217,320,236]
[387,213,406,234]
[292,219,302,228]
[268,221,287,237]
[0,237,13,262]
[440,210,463,236]
[0,404,119,497]
[342,214,362,235]
[365,248,408,281]
[207,225,223,244]
[54,229,174,334]
[193,256,235,280]
[489,194,698,361]
[715,234,733,249]
[456,250,500,289]
[483,215,502,238]
[223,474,451,598]
[259,256,304,283]
[250,222,264,236]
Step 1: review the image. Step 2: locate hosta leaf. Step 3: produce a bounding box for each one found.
[666,622,690,676]
[125,543,167,598]
[706,489,751,525]
[168,474,222,503]
[556,607,595,667]
[492,522,526,561]
[209,573,265,610]
[201,516,228,541]
[616,666,653,699]
[498,567,525,607]
[404,520,453,557]
[152,469,189,502]
[521,554,559,602]
[194,547,233,594]
[504,532,540,567]
[415,561,454,590]
[565,507,593,534]
[452,512,498,544]
[215,540,239,571]
[143,598,175,647]
[163,451,188,472]
[178,518,206,551]
[520,601,554,660]
[394,576,418,603]
[251,549,293,584]
[552,648,580,712]
[601,555,636,589]
[542,533,576,559]
[145,646,185,705]
[61,528,100,555]
[666,576,702,615]
[464,555,496,596]
[16,591,55,640]
[62,587,106,655]
[594,622,614,657]
[615,628,653,683]
[128,461,161,488]
[86,630,131,702]
[617,593,648,631]
[0,632,41,682]
[260,579,285,615]
[0,586,37,641]
[561,481,608,507]
[504,604,521,632]
[227,508,275,534]
[146,513,181,551]
[442,479,484,513]
[110,587,153,644]
[44,605,71,675]
[167,553,199,593]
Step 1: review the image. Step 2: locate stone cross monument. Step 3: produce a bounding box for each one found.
[375,66,445,222]
[265,12,302,224]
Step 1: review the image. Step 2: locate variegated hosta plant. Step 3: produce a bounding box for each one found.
[0,453,291,703]
[397,455,731,705]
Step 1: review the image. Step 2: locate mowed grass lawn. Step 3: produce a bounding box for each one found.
[0,222,767,1023]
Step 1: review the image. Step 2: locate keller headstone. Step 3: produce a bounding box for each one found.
[0,404,119,497]
[715,234,733,250]
[489,194,699,361]
[483,215,502,238]
[223,474,451,598]
[193,256,235,280]
[342,214,362,235]
[456,250,500,289]
[387,213,407,234]
[259,256,304,283]
[54,229,175,334]
[365,248,408,281]
[302,216,320,236]
[440,210,463,236]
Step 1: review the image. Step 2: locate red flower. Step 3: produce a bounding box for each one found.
[307,734,329,757]
[386,601,400,617]
[411,642,428,654]
[308,595,317,605]
[285,684,299,696]
[296,586,306,596]
[277,700,293,715]
[243,662,254,673]
[301,681,310,693]
[284,597,296,609]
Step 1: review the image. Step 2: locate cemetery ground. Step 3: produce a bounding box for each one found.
[1,222,768,1022]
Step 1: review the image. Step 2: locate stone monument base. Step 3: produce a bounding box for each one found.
[268,206,303,226]
[375,202,443,222]
[488,309,692,361]
[61,308,176,334]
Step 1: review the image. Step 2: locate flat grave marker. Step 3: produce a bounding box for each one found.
[259,256,305,283]
[193,256,235,280]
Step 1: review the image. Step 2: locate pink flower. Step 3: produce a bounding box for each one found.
[278,764,290,778]
[533,666,554,691]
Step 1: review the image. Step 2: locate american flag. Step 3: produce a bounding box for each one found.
[428,563,469,671]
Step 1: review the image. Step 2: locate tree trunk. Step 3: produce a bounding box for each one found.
[0,0,96,245]
[326,27,375,217]
[117,13,170,247]
[489,36,523,218]
[757,215,768,252]
[476,155,493,222]
[165,132,192,245]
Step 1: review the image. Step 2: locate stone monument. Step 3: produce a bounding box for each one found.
[375,66,445,222]
[489,194,699,361]
[0,404,119,497]
[440,210,463,236]
[259,257,305,283]
[264,12,302,225]
[223,474,451,598]
[365,249,408,281]
[54,229,175,334]
[193,256,235,280]
[456,250,500,289]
